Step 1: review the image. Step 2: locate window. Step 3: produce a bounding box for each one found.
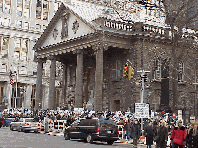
[79,119,89,126]
[0,2,2,12]
[20,66,26,75]
[178,62,184,81]
[17,0,23,16]
[1,64,6,72]
[21,39,28,61]
[111,59,121,80]
[35,24,41,30]
[89,120,97,126]
[24,22,29,29]
[71,120,80,126]
[3,18,10,26]
[14,38,21,61]
[36,0,42,19]
[16,20,22,28]
[2,37,9,58]
[24,0,30,17]
[153,58,161,80]
[4,0,11,13]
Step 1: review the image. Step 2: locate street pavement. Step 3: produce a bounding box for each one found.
[0,127,156,148]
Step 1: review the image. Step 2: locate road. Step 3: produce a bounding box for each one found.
[0,127,156,148]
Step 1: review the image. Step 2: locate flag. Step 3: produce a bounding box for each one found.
[9,71,13,85]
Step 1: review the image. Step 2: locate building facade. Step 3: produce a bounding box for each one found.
[33,1,198,121]
[0,0,63,110]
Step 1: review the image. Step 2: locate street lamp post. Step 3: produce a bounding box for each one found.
[137,70,150,135]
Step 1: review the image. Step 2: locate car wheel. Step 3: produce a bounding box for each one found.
[107,140,114,145]
[86,134,93,143]
[64,132,70,140]
[34,130,38,133]
[10,125,13,131]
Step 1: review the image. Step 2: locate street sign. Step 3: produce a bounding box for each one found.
[178,110,182,121]
[135,103,149,118]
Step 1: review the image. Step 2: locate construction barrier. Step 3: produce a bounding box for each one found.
[117,125,124,139]
[46,119,67,133]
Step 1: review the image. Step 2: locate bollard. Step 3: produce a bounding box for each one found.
[45,122,49,133]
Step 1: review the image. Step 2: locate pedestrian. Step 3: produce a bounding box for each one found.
[191,121,198,148]
[123,116,131,143]
[186,123,193,148]
[154,120,168,148]
[144,122,155,148]
[130,119,141,148]
[171,120,187,148]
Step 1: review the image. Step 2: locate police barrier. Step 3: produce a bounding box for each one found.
[44,119,67,134]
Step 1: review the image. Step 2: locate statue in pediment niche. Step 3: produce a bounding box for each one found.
[61,11,70,39]
[72,20,79,34]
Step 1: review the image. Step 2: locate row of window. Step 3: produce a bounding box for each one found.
[0,17,44,30]
[0,0,61,20]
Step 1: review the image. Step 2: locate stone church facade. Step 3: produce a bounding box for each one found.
[33,2,198,118]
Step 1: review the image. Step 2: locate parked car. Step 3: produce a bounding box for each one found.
[10,118,36,132]
[64,118,119,145]
[20,118,41,133]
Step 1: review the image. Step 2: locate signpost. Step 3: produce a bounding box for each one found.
[135,103,149,118]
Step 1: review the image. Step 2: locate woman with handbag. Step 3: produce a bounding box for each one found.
[154,120,168,148]
[171,120,187,148]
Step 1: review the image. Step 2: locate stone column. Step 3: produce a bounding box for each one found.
[61,64,67,107]
[48,57,56,110]
[43,85,49,110]
[35,59,43,110]
[94,46,103,111]
[25,84,32,110]
[75,50,83,108]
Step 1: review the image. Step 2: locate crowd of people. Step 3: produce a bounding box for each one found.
[0,108,198,148]
[123,116,198,148]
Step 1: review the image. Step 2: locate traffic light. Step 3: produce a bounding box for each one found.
[123,65,129,78]
[128,66,134,79]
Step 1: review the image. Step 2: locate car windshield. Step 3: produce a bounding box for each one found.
[25,119,34,122]
[71,120,80,126]
[99,119,117,126]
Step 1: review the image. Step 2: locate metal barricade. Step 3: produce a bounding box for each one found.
[47,120,67,133]
[117,125,124,139]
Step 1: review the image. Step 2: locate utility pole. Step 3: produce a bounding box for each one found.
[137,70,150,134]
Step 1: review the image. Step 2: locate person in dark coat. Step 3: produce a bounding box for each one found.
[130,119,141,148]
[144,122,155,148]
[191,122,198,148]
[123,117,131,142]
[171,120,187,148]
[155,120,168,148]
[186,123,193,148]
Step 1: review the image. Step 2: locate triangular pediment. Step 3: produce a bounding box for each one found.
[34,3,96,50]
